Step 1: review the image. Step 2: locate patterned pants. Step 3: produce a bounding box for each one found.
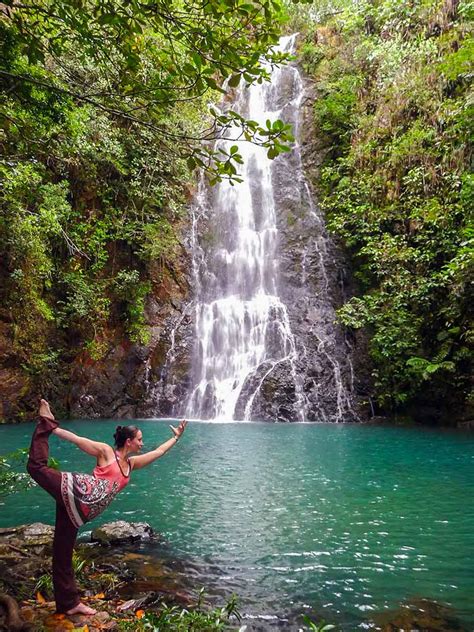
[27,417,80,613]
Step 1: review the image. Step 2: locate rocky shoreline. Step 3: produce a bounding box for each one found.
[0,521,193,632]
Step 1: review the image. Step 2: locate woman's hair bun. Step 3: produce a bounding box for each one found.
[113,425,139,448]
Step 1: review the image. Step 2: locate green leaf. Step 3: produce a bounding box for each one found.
[192,52,203,68]
[229,73,241,87]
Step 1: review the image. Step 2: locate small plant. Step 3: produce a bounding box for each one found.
[0,448,55,496]
[0,449,34,496]
[72,551,88,577]
[301,615,336,631]
[35,572,53,598]
[117,592,242,631]
[93,571,121,594]
[0,447,60,497]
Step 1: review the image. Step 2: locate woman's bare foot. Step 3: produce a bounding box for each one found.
[66,602,97,616]
[39,398,55,421]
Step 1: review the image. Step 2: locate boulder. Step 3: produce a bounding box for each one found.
[21,523,55,545]
[0,523,54,553]
[91,521,156,545]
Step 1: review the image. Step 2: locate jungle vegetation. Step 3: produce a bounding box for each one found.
[0,0,301,415]
[0,0,472,421]
[298,0,473,418]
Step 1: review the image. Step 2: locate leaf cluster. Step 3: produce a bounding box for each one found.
[1,0,298,181]
[0,447,58,495]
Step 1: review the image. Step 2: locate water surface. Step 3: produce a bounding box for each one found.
[1,421,473,629]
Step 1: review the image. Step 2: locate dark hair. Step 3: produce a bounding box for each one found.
[114,425,139,448]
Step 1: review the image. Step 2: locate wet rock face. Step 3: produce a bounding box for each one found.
[296,78,373,421]
[240,75,361,422]
[233,359,297,421]
[252,71,369,423]
[58,51,368,424]
[69,341,149,419]
[66,314,193,421]
[91,521,156,546]
[164,44,364,423]
[64,255,195,420]
[140,306,195,419]
[0,216,196,422]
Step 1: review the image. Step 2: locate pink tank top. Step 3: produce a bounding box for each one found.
[93,454,130,492]
[61,454,131,528]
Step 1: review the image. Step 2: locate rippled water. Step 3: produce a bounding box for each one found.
[1,421,473,629]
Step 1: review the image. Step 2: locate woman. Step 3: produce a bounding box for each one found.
[27,399,187,616]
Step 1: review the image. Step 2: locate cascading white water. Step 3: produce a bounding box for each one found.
[186,35,306,421]
[171,34,358,423]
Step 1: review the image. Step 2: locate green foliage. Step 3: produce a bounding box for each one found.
[313,74,360,148]
[118,592,243,631]
[1,0,299,183]
[0,0,305,386]
[21,349,60,377]
[304,0,473,413]
[93,571,121,594]
[0,448,59,496]
[0,449,32,496]
[34,572,53,597]
[301,616,336,631]
[140,219,180,261]
[113,270,152,344]
[300,40,325,74]
[60,272,110,327]
[406,356,455,381]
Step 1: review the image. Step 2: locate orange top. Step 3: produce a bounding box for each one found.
[93,454,131,492]
[61,454,131,528]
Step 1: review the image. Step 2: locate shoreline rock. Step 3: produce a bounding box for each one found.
[91,521,156,546]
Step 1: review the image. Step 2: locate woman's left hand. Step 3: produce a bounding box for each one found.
[169,419,187,440]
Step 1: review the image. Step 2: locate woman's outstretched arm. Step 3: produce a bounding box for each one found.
[38,399,112,462]
[130,420,187,470]
[53,427,113,460]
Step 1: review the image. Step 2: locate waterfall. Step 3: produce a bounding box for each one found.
[156,34,357,422]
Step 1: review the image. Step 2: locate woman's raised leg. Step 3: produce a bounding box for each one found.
[26,399,62,501]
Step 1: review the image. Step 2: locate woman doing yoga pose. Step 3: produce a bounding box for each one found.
[27,399,187,616]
